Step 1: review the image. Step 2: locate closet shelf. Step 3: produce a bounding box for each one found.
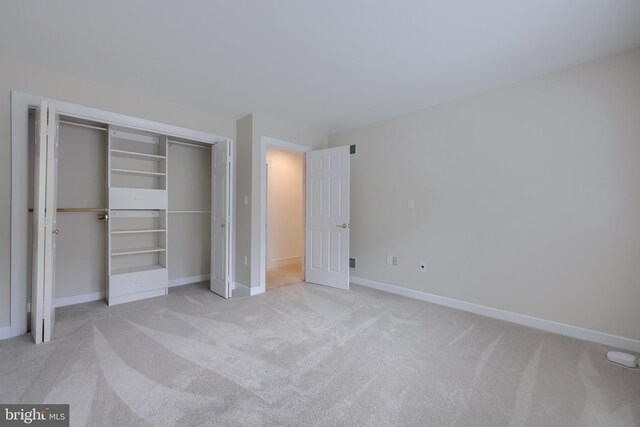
[111,264,166,276]
[111,229,166,235]
[111,149,166,161]
[111,168,166,177]
[112,246,166,256]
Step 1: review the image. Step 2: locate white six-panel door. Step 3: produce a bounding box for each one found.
[210,140,231,297]
[31,101,58,343]
[305,145,350,290]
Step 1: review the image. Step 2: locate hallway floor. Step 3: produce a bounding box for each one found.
[266,262,302,290]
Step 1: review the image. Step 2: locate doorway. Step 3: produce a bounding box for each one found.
[259,136,351,294]
[265,146,304,290]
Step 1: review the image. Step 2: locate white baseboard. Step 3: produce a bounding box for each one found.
[268,256,302,269]
[169,274,210,288]
[0,326,12,340]
[351,276,640,353]
[234,282,264,296]
[55,292,105,308]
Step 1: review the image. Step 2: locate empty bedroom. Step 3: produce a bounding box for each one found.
[1,1,639,426]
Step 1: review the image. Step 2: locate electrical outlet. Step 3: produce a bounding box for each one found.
[392,256,398,266]
[386,255,393,265]
[419,261,426,272]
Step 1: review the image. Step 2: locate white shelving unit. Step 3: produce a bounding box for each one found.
[107,127,169,305]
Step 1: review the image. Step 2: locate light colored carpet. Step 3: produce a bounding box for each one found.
[0,281,638,426]
[266,263,302,290]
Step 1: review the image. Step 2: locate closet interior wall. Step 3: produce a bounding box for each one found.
[168,142,212,285]
[27,114,108,306]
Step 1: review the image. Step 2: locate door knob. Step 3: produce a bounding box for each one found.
[52,229,59,235]
[336,223,349,229]
[221,223,226,228]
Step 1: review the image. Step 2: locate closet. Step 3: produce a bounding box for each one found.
[27,100,232,343]
[167,141,212,286]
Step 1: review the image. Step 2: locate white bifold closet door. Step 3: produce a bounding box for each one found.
[31,101,59,344]
[305,145,350,290]
[210,140,232,298]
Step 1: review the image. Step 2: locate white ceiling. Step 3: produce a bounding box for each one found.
[2,1,640,133]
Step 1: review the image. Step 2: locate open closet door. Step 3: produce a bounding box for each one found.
[31,101,58,343]
[305,145,350,290]
[210,140,231,297]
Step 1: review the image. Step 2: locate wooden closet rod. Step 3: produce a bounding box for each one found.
[28,208,107,213]
[59,120,108,132]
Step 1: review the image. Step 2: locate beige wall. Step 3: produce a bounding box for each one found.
[234,115,253,287]
[168,143,212,282]
[329,48,640,341]
[0,57,236,328]
[266,146,303,268]
[52,123,107,300]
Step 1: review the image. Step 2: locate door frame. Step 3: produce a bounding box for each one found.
[259,136,310,294]
[9,91,231,339]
